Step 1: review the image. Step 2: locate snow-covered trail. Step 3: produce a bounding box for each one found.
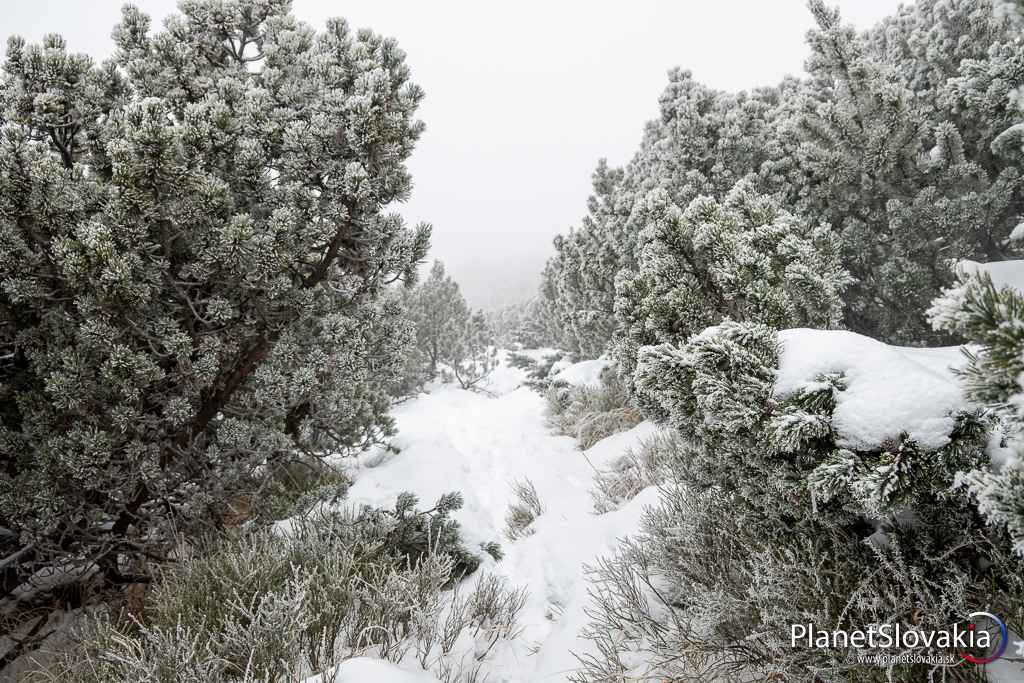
[339,362,659,681]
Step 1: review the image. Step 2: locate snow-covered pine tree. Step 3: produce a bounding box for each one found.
[929,268,1024,556]
[543,0,1024,364]
[404,260,470,375]
[451,310,498,391]
[510,299,555,350]
[617,178,849,413]
[539,71,784,360]
[539,160,630,358]
[401,259,496,390]
[582,318,1024,681]
[869,0,1023,175]
[790,0,1023,344]
[0,0,429,591]
[484,298,549,350]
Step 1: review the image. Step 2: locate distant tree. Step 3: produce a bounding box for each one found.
[451,310,498,391]
[485,297,553,350]
[405,260,469,375]
[0,0,429,600]
[402,260,496,391]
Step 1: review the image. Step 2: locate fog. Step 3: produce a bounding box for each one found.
[4,0,903,308]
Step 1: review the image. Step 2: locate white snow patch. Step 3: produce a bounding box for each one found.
[775,329,968,450]
[514,347,562,362]
[309,359,661,681]
[308,657,441,683]
[481,349,534,395]
[958,259,1024,293]
[548,358,572,376]
[551,358,610,388]
[986,625,1024,683]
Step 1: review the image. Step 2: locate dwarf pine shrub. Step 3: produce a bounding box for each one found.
[930,270,1024,558]
[575,321,1024,681]
[0,0,431,617]
[507,350,568,392]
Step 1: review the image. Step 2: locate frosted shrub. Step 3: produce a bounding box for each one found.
[540,0,1023,360]
[31,494,517,683]
[0,0,430,607]
[247,456,351,523]
[546,368,642,450]
[574,321,1024,681]
[537,160,630,358]
[930,271,1024,557]
[404,261,471,377]
[41,612,250,683]
[590,430,679,513]
[614,179,849,406]
[575,482,1020,682]
[450,312,499,392]
[504,478,545,540]
[486,298,553,350]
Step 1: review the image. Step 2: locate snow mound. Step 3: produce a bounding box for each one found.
[775,329,968,450]
[548,357,572,376]
[552,358,610,388]
[514,347,562,362]
[481,349,533,395]
[959,259,1024,293]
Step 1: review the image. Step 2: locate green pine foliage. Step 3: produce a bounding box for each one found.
[450,310,498,391]
[404,261,470,377]
[577,321,1024,681]
[617,180,849,410]
[0,0,429,595]
[539,161,633,358]
[401,260,498,392]
[540,0,1024,361]
[565,2,1024,675]
[790,0,1023,344]
[930,272,1024,557]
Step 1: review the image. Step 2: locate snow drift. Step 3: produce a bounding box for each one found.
[774,328,968,450]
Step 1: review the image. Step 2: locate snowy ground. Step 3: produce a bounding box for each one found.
[305,345,1024,683]
[316,353,659,682]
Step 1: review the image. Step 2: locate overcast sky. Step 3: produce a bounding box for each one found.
[4,0,903,308]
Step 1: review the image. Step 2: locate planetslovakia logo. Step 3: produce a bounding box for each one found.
[961,612,1008,665]
[790,612,1015,668]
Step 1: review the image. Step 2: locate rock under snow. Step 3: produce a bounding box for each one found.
[774,329,969,450]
